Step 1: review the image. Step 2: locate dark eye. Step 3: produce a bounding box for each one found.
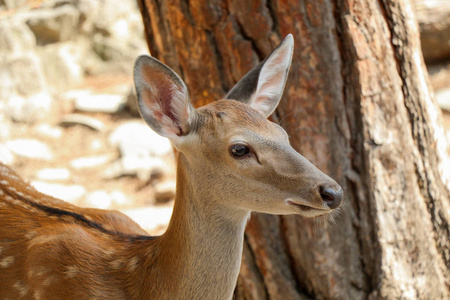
[229,144,250,157]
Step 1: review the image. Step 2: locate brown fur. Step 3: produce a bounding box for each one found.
[1,35,342,299]
[0,100,341,300]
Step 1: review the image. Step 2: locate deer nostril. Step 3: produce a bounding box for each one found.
[319,186,343,209]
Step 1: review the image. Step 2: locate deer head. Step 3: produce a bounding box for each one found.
[134,34,342,219]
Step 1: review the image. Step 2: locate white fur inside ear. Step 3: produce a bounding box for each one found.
[135,62,192,139]
[170,86,191,127]
[157,84,191,138]
[250,36,293,117]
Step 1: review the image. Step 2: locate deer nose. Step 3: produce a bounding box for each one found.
[319,185,343,209]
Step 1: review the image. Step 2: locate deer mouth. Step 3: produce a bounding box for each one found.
[284,199,330,215]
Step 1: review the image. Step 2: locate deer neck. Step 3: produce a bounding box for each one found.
[151,153,250,299]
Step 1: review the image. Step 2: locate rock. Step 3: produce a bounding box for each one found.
[436,88,450,112]
[0,20,36,55]
[125,87,140,116]
[1,0,28,10]
[2,54,53,123]
[38,41,85,92]
[120,206,173,233]
[73,93,126,113]
[23,4,80,45]
[107,121,173,180]
[70,154,116,169]
[0,21,53,124]
[109,121,173,158]
[83,190,129,209]
[61,89,91,101]
[34,124,63,139]
[31,181,86,203]
[110,191,128,206]
[84,190,112,209]
[60,114,105,131]
[413,0,450,63]
[88,0,147,62]
[103,156,169,181]
[0,114,11,140]
[155,180,176,204]
[36,168,71,181]
[74,0,101,33]
[0,144,15,165]
[6,54,45,96]
[6,139,53,160]
[5,92,53,123]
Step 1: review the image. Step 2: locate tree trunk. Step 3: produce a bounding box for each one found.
[137,0,450,299]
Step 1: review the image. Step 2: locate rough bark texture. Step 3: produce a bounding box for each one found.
[137,0,450,299]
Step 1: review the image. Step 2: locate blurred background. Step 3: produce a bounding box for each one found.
[0,0,175,235]
[0,0,449,235]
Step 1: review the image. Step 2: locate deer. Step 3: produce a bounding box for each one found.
[0,34,342,300]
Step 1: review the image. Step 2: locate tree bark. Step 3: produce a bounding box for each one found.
[137,0,450,299]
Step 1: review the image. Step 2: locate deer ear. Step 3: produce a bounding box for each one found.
[225,34,294,118]
[134,55,194,139]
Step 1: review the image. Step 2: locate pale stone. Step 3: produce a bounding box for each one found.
[36,168,71,181]
[0,20,36,55]
[2,54,53,123]
[436,88,450,112]
[70,154,116,169]
[109,121,173,157]
[125,87,140,116]
[110,190,128,206]
[34,124,63,139]
[84,190,112,209]
[73,93,126,113]
[155,180,176,204]
[61,89,91,100]
[103,157,168,181]
[60,114,105,131]
[31,181,86,203]
[120,206,173,232]
[6,139,52,161]
[84,190,129,209]
[1,0,27,9]
[5,92,53,123]
[0,114,11,140]
[38,42,85,92]
[24,5,80,44]
[0,144,15,165]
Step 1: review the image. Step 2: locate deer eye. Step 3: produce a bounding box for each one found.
[229,144,250,157]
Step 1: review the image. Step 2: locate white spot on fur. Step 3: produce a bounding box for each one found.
[25,231,38,240]
[0,179,9,185]
[28,266,49,278]
[65,265,80,278]
[33,290,42,300]
[13,280,29,297]
[103,248,116,257]
[27,235,59,250]
[126,257,139,272]
[110,258,126,269]
[42,276,56,286]
[0,256,14,268]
